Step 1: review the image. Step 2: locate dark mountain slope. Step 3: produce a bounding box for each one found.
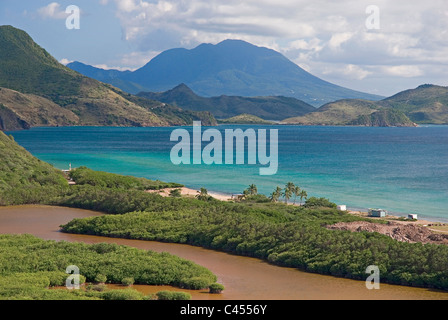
[138,83,316,121]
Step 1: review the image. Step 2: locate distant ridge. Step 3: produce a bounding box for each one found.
[68,39,384,107]
[282,84,448,126]
[138,84,316,121]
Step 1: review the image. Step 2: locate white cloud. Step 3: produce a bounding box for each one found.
[59,58,73,65]
[100,0,448,95]
[93,64,136,71]
[118,50,161,69]
[322,64,372,80]
[328,32,355,50]
[37,2,68,19]
[382,65,424,78]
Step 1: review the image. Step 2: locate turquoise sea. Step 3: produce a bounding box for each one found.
[6,125,448,221]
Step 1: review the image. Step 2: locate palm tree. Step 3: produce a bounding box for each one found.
[299,190,308,206]
[248,184,258,196]
[284,182,295,204]
[196,187,209,201]
[270,186,282,202]
[292,186,301,205]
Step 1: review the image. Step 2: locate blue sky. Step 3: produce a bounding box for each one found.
[1,0,447,96]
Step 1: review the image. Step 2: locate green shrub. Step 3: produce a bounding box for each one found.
[209,283,225,294]
[100,289,145,300]
[121,277,135,286]
[94,274,107,284]
[181,277,212,290]
[169,189,182,197]
[304,197,337,209]
[156,291,191,300]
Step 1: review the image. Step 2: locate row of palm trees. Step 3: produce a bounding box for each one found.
[269,182,308,205]
[242,182,308,205]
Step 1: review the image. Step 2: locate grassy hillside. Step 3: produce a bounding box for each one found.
[0,131,67,193]
[218,114,276,124]
[349,109,417,127]
[138,84,315,121]
[0,131,182,206]
[114,88,217,126]
[282,99,379,126]
[0,87,79,130]
[380,84,448,124]
[0,25,82,98]
[282,85,448,126]
[0,25,216,130]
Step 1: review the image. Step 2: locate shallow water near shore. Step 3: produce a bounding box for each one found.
[1,205,448,300]
[6,125,448,221]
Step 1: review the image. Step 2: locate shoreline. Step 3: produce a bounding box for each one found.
[147,186,448,228]
[146,187,233,202]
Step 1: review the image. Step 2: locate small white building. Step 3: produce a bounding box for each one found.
[408,214,418,220]
[368,208,387,218]
[337,205,347,211]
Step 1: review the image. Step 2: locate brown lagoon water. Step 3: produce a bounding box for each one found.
[1,205,448,300]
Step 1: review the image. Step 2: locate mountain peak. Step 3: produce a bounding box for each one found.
[216,39,255,47]
[69,39,384,106]
[171,83,195,93]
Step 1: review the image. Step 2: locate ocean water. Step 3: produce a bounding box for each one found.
[6,125,448,221]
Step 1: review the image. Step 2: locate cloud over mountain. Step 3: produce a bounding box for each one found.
[100,0,448,96]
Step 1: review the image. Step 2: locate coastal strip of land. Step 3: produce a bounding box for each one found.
[148,186,448,241]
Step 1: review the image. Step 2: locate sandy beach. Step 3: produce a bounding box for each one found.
[146,187,233,202]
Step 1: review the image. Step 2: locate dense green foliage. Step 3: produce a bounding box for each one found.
[69,166,183,191]
[0,234,216,299]
[0,272,95,300]
[61,196,448,291]
[0,131,67,203]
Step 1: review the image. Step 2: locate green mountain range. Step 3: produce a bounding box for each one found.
[282,84,448,126]
[138,84,316,121]
[0,25,216,131]
[1,25,446,129]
